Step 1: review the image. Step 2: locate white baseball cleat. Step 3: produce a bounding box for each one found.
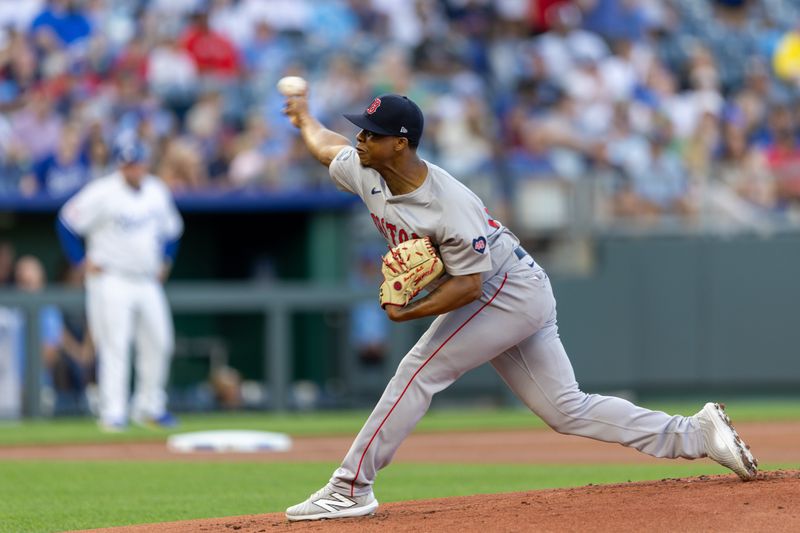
[695,402,758,481]
[285,484,378,521]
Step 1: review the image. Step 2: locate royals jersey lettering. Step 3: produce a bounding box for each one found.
[60,172,183,278]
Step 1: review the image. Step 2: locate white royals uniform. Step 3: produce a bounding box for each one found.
[59,172,183,425]
[326,146,707,497]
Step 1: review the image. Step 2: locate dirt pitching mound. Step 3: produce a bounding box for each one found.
[81,470,800,533]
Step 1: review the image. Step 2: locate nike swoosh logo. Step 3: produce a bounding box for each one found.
[371,187,380,195]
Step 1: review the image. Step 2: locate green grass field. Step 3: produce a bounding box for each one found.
[1,399,797,533]
[1,399,797,446]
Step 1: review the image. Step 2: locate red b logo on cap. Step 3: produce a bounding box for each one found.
[366,97,382,115]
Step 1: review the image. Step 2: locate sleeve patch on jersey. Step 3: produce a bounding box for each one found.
[472,236,487,254]
[336,148,353,161]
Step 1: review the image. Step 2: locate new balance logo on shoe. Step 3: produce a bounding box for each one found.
[313,492,357,513]
[286,484,379,521]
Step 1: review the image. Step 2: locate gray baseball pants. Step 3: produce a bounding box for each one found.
[331,263,705,496]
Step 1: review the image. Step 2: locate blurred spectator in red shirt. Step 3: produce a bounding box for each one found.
[528,0,571,33]
[762,104,800,204]
[113,34,149,86]
[180,10,239,79]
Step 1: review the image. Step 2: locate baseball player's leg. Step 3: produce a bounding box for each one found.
[130,282,174,423]
[329,272,550,496]
[491,300,705,459]
[86,274,135,427]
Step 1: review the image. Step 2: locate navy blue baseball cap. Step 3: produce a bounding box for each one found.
[114,138,150,165]
[344,94,424,146]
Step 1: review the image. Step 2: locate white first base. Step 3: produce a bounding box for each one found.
[167,430,292,453]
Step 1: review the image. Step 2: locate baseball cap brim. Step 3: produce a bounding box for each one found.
[119,155,148,165]
[343,113,398,136]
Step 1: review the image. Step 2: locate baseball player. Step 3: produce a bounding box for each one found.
[56,139,183,432]
[281,90,758,521]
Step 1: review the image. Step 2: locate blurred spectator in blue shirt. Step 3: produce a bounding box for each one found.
[0,126,34,197]
[581,0,650,42]
[30,0,92,48]
[614,123,695,219]
[51,264,96,415]
[33,123,89,197]
[13,255,63,414]
[14,255,95,415]
[0,28,38,108]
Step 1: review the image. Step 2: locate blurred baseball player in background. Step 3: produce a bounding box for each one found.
[56,138,183,432]
[281,88,758,521]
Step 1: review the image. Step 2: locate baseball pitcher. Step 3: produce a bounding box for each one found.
[56,139,183,432]
[281,88,758,521]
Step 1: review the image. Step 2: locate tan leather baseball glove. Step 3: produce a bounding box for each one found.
[379,237,445,308]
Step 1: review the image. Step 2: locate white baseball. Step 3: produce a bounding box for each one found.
[277,76,307,96]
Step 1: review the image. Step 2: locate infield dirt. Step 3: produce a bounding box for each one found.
[75,470,800,532]
[7,420,796,532]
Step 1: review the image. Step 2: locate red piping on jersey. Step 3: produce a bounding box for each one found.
[350,273,509,496]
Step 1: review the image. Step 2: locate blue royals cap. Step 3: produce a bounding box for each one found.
[114,138,150,165]
[343,94,424,146]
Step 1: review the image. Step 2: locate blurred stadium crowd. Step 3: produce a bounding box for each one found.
[3,0,800,228]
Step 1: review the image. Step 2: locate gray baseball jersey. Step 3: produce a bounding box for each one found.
[330,146,527,285]
[328,147,706,497]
